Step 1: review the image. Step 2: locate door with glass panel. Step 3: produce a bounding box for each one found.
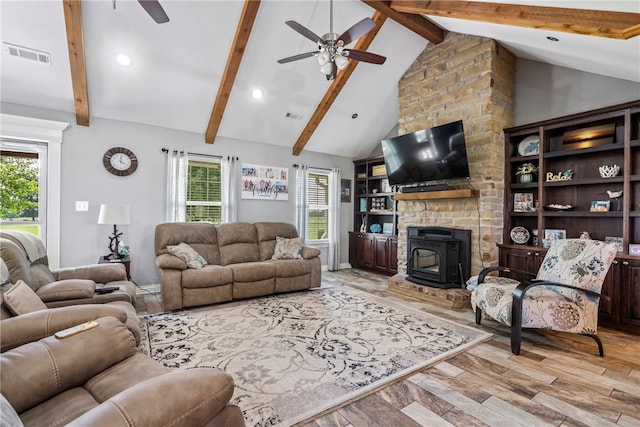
[0,140,47,244]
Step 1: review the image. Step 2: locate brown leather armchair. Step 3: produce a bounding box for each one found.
[0,316,245,427]
[0,233,136,307]
[0,258,141,347]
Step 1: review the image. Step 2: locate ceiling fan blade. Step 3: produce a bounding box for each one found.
[277,51,317,64]
[285,21,324,45]
[343,49,386,65]
[337,17,376,46]
[138,0,169,23]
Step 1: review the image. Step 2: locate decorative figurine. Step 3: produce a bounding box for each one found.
[516,163,538,183]
[602,189,623,211]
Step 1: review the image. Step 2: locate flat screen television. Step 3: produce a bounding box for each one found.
[381,120,470,189]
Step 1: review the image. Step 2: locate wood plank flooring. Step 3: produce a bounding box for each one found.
[136,269,640,427]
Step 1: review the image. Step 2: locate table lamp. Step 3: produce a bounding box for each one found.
[98,204,130,259]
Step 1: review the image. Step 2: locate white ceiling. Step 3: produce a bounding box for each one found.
[1,1,639,159]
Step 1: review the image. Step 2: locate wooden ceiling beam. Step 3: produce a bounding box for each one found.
[390,1,640,40]
[292,11,387,156]
[205,0,261,144]
[62,0,89,126]
[361,1,444,44]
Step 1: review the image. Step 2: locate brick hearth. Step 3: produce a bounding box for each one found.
[388,274,471,310]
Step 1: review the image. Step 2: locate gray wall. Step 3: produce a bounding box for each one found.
[515,58,640,125]
[1,102,354,285]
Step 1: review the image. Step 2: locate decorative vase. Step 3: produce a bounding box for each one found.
[519,173,533,184]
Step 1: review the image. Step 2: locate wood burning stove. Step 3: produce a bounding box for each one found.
[406,226,471,289]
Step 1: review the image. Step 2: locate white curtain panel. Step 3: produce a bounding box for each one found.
[295,165,309,242]
[222,156,239,223]
[164,149,187,222]
[328,168,342,271]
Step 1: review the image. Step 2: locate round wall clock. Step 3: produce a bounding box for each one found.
[103,147,138,176]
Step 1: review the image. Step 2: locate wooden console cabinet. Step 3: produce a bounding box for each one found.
[501,100,640,334]
[349,232,397,274]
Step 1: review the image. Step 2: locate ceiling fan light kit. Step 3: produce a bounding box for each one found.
[278,0,386,81]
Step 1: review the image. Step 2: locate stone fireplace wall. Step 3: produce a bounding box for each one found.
[396,32,516,277]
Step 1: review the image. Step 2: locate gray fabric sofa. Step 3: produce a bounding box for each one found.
[155,222,322,310]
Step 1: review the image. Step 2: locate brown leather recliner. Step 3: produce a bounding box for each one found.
[0,316,246,427]
[0,232,136,307]
[0,258,141,349]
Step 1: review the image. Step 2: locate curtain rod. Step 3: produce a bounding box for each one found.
[161,148,233,160]
[293,164,331,172]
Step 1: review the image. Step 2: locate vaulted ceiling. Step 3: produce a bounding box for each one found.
[1,1,638,159]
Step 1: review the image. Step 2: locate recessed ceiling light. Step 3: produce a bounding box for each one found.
[250,89,263,100]
[115,53,132,67]
[546,36,559,42]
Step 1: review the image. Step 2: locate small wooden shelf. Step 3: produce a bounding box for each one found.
[394,188,479,201]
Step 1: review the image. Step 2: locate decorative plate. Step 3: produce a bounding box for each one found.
[510,226,530,244]
[518,135,540,156]
[543,204,574,211]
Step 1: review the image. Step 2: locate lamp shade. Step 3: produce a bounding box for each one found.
[335,54,348,70]
[98,204,130,225]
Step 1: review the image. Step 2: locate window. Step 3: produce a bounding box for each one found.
[307,170,329,241]
[0,143,47,241]
[186,158,222,223]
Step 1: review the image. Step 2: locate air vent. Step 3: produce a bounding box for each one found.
[3,43,51,65]
[285,112,303,120]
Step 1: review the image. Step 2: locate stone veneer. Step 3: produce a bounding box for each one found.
[396,32,516,278]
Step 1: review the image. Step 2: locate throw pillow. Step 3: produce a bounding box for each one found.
[3,280,47,315]
[272,236,303,260]
[167,242,207,269]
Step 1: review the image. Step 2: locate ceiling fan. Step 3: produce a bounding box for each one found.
[112,0,169,24]
[277,0,386,81]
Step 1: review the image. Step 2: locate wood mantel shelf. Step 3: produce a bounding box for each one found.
[394,188,479,201]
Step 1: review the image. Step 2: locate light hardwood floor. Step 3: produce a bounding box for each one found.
[136,269,640,427]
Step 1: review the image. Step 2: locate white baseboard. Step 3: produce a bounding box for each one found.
[321,263,352,271]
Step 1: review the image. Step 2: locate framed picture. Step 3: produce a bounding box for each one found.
[371,164,387,177]
[359,198,367,212]
[629,244,640,256]
[341,179,351,203]
[590,200,610,212]
[544,229,566,241]
[241,163,289,200]
[605,236,623,253]
[381,178,391,193]
[382,223,394,234]
[513,192,535,212]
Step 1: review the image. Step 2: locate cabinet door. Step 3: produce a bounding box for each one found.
[599,260,620,322]
[373,235,389,272]
[348,233,359,268]
[500,248,537,281]
[621,259,640,331]
[388,237,398,274]
[358,234,375,268]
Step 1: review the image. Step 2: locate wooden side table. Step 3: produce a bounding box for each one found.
[98,256,131,280]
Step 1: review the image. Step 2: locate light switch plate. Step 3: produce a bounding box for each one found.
[75,201,89,212]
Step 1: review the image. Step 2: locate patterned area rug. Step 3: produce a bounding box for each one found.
[140,287,491,427]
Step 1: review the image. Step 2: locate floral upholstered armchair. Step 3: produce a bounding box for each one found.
[471,239,618,356]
